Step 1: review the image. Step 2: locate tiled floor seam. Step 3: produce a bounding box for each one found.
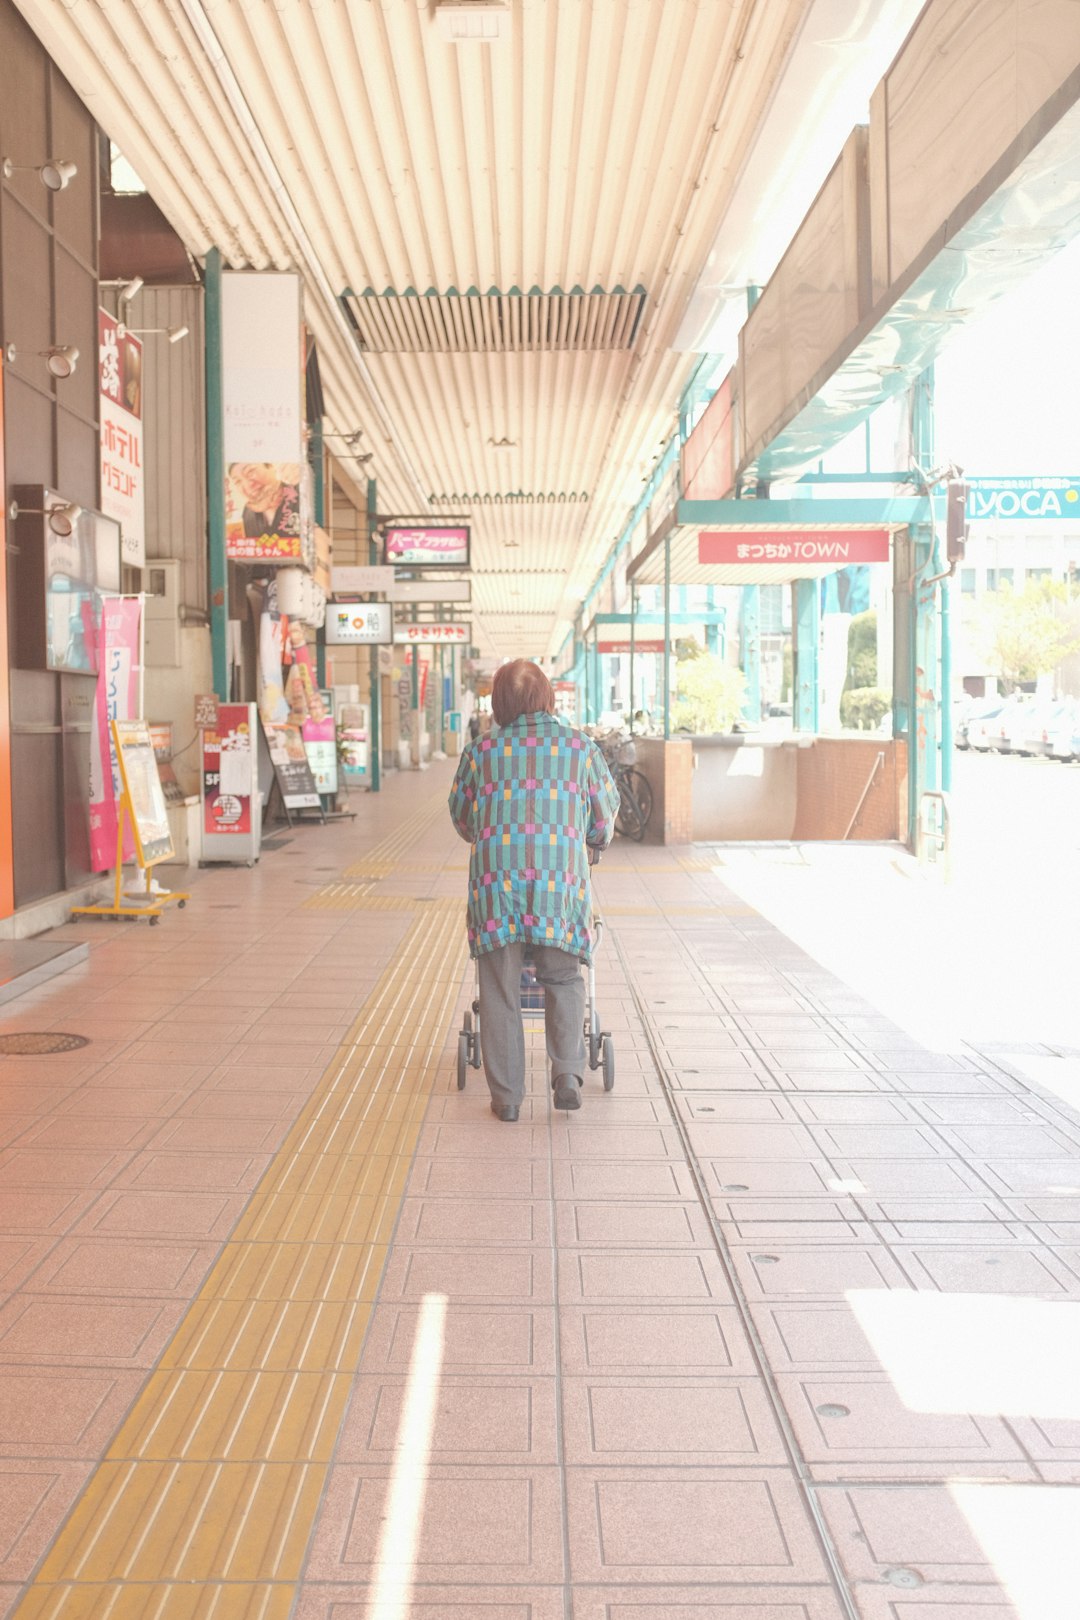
[605,921,865,1620]
[5,905,470,1616]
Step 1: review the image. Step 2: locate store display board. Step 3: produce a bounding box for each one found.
[114,719,174,866]
[263,721,322,810]
[303,690,338,796]
[201,703,262,865]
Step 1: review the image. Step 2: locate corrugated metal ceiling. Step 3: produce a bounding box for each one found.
[15,0,813,656]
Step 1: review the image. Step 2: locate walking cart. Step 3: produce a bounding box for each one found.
[457,875,615,1094]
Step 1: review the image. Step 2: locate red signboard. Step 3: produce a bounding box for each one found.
[597,640,666,654]
[698,529,890,566]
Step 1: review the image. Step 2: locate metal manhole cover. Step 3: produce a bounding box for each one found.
[0,1032,90,1055]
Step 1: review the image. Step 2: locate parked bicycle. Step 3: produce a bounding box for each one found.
[594,728,653,841]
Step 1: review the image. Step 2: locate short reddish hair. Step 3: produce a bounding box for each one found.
[491,659,555,727]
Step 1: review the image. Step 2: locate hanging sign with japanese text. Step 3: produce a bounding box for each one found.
[698,530,890,566]
[384,526,470,568]
[89,596,143,872]
[98,311,145,568]
[325,602,393,645]
[222,272,304,564]
[392,622,471,645]
[597,640,666,655]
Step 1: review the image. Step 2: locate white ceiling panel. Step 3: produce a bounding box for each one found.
[16,0,826,654]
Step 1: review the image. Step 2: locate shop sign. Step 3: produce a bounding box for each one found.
[698,529,890,565]
[302,689,338,796]
[392,622,470,645]
[222,272,304,563]
[89,596,143,871]
[98,311,145,568]
[325,602,393,645]
[967,477,1080,520]
[202,705,256,835]
[384,525,470,568]
[597,639,666,654]
[263,721,322,809]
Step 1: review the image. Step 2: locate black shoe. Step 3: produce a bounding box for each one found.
[552,1077,582,1111]
[491,1100,520,1122]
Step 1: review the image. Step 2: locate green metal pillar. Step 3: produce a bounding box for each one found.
[583,623,591,723]
[739,586,761,724]
[438,643,445,753]
[628,585,636,733]
[204,248,228,700]
[311,418,327,689]
[366,478,381,792]
[705,587,719,654]
[793,579,820,732]
[593,625,602,722]
[663,535,672,740]
[909,366,939,842]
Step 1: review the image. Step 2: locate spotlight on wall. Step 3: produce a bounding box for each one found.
[2,157,78,192]
[100,277,144,302]
[116,323,189,344]
[40,345,79,379]
[8,500,83,537]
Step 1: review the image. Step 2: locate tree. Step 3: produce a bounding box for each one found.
[844,611,877,692]
[673,652,747,734]
[972,577,1080,693]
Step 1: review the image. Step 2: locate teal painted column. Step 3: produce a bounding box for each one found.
[705,587,719,654]
[204,248,228,700]
[739,585,761,724]
[583,624,591,723]
[592,626,602,722]
[311,418,327,689]
[663,536,672,739]
[793,579,820,732]
[909,366,939,842]
[628,585,636,732]
[367,478,381,792]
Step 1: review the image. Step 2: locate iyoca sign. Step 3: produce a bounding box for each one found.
[967,478,1080,521]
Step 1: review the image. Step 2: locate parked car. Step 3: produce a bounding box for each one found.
[1013,697,1074,759]
[952,696,1003,745]
[965,700,1007,751]
[1047,698,1080,762]
[982,693,1036,754]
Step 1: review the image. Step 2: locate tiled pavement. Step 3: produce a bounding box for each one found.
[0,762,1076,1616]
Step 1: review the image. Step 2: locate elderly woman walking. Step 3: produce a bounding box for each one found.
[448,659,620,1121]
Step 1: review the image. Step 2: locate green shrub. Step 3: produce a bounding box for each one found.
[673,654,747,734]
[844,611,877,691]
[840,686,891,731]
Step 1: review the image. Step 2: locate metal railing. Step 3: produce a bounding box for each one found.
[916,789,953,879]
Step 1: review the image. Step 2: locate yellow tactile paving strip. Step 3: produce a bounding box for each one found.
[602,902,755,917]
[13,905,468,1619]
[343,787,451,875]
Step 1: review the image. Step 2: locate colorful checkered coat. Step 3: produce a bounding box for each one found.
[448,712,620,962]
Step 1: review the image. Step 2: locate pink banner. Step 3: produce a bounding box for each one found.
[89,598,142,871]
[698,529,890,565]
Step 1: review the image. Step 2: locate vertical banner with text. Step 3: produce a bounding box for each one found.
[222,273,305,564]
[89,597,143,870]
[98,311,146,569]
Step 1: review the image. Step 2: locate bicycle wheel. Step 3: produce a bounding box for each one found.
[625,770,653,836]
[615,775,645,841]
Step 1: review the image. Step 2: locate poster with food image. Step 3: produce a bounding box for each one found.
[201,707,254,836]
[225,461,303,561]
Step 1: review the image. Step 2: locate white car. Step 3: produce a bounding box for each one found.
[1047,698,1080,762]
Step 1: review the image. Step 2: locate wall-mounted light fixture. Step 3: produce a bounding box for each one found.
[117,323,188,344]
[8,499,83,537]
[99,276,144,303]
[41,345,79,379]
[2,156,78,192]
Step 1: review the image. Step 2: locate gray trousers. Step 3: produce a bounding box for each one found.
[477,943,586,1108]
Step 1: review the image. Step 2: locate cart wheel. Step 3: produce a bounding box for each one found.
[177,900,186,909]
[149,915,160,927]
[472,1024,483,1069]
[463,1010,473,1034]
[602,1036,615,1091]
[588,1007,601,1069]
[456,1033,468,1090]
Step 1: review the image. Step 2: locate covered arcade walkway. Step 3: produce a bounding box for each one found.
[0,765,1075,1618]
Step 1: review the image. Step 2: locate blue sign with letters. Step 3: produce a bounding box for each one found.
[967,477,1080,521]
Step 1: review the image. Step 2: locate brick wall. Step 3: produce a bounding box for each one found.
[792,737,907,841]
[633,738,694,845]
